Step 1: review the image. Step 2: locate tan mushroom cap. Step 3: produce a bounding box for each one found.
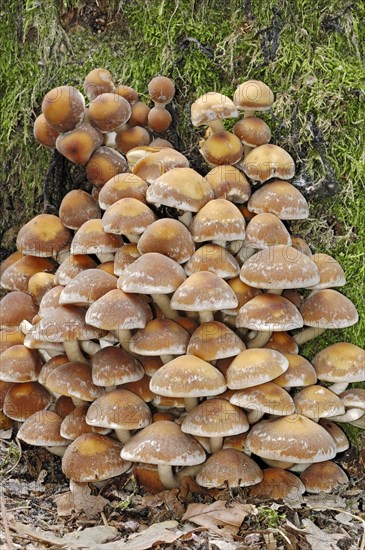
[46,361,104,402]
[233,80,274,112]
[147,167,213,211]
[118,253,186,294]
[222,278,262,316]
[0,329,24,354]
[185,244,239,280]
[191,92,238,127]
[1,255,56,292]
[59,268,117,306]
[201,131,243,166]
[86,146,128,187]
[300,461,348,494]
[86,389,151,431]
[18,410,69,448]
[264,332,299,354]
[115,125,150,153]
[83,68,114,100]
[55,255,97,286]
[236,294,303,332]
[102,198,157,237]
[0,345,41,382]
[128,101,150,128]
[42,85,85,133]
[0,291,38,329]
[59,190,101,230]
[121,420,206,466]
[33,113,59,148]
[133,149,190,184]
[300,289,358,328]
[204,165,251,203]
[191,199,246,243]
[148,76,175,104]
[233,116,272,147]
[181,399,249,438]
[248,180,309,220]
[246,414,337,463]
[88,93,131,133]
[33,305,106,343]
[38,354,69,386]
[129,319,190,357]
[113,84,139,104]
[147,107,172,133]
[28,272,55,304]
[71,219,123,255]
[16,214,72,258]
[244,213,292,249]
[91,346,144,387]
[318,419,349,453]
[240,245,320,289]
[137,219,195,264]
[230,382,295,417]
[171,271,238,313]
[187,321,245,361]
[312,342,365,383]
[227,348,289,390]
[60,405,110,440]
[294,385,345,420]
[62,433,131,482]
[38,285,64,316]
[114,244,140,275]
[196,448,263,488]
[3,381,52,421]
[309,253,346,289]
[150,355,227,398]
[242,144,295,183]
[249,467,305,500]
[98,173,148,210]
[274,353,317,388]
[339,388,365,410]
[56,123,103,165]
[121,374,154,403]
[85,288,152,331]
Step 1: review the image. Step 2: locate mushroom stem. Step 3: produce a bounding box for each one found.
[184,397,199,412]
[160,354,174,364]
[212,240,227,248]
[247,408,265,424]
[208,119,226,133]
[56,249,71,264]
[243,144,253,158]
[244,110,256,118]
[45,445,67,457]
[236,246,256,264]
[246,330,272,349]
[176,464,202,481]
[330,408,365,422]
[293,327,326,345]
[114,428,131,443]
[157,464,179,489]
[198,311,214,323]
[96,252,115,263]
[80,340,101,356]
[288,463,312,473]
[63,341,88,364]
[178,211,193,227]
[328,382,349,394]
[111,329,132,352]
[151,294,179,320]
[125,234,139,243]
[210,436,224,453]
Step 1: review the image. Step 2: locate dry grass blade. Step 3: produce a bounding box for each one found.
[0,487,14,550]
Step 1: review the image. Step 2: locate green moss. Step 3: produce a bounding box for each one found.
[1,0,364,440]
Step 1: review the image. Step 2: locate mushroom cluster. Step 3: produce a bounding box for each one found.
[1,71,364,499]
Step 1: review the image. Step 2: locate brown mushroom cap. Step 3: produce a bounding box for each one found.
[294,385,345,420]
[59,268,117,306]
[121,420,206,466]
[148,107,172,133]
[18,410,69,448]
[150,355,227,398]
[33,305,106,343]
[249,468,305,500]
[242,144,295,182]
[299,289,358,328]
[98,173,148,210]
[86,389,151,431]
[146,167,213,211]
[185,244,239,279]
[114,244,141,276]
[16,214,72,258]
[83,68,115,100]
[115,126,151,154]
[187,321,245,361]
[46,361,104,402]
[0,291,38,329]
[312,342,365,383]
[222,278,262,316]
[137,218,195,264]
[33,113,59,148]
[244,213,292,248]
[201,131,243,166]
[191,199,246,243]
[227,349,289,390]
[274,353,317,388]
[181,398,249,438]
[191,92,238,127]
[102,197,157,237]
[71,219,123,256]
[196,448,263,488]
[60,405,110,440]
[0,329,24,354]
[246,415,337,463]
[233,116,271,147]
[59,190,101,230]
[318,419,349,453]
[55,255,97,286]
[309,253,346,289]
[233,80,274,112]
[240,245,320,289]
[236,294,303,332]
[1,255,56,293]
[113,84,139,104]
[86,146,128,187]
[204,165,251,203]
[38,354,69,386]
[28,272,55,305]
[248,180,309,220]
[91,346,144,387]
[129,318,190,357]
[56,123,103,165]
[133,149,190,184]
[0,345,41,382]
[42,86,85,133]
[62,433,131,482]
[230,382,295,417]
[3,381,52,421]
[148,76,175,105]
[88,93,131,133]
[300,461,348,493]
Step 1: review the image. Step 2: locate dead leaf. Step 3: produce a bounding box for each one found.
[55,481,109,518]
[301,518,348,549]
[63,526,119,546]
[182,501,255,538]
[98,520,182,549]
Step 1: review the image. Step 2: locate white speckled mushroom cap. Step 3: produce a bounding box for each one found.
[312,342,365,383]
[191,92,238,127]
[196,448,263,488]
[171,271,238,312]
[236,294,303,331]
[300,289,358,328]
